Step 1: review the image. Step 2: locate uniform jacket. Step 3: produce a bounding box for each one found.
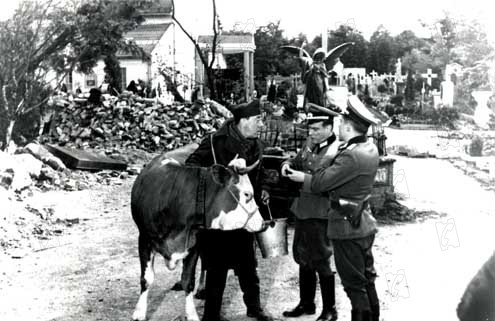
[303,135,379,240]
[185,119,264,269]
[284,134,341,220]
[457,250,495,321]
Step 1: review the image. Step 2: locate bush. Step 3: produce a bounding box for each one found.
[377,84,387,93]
[469,135,483,156]
[390,95,404,107]
[436,107,460,129]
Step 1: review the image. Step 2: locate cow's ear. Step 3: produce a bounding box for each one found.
[211,164,234,186]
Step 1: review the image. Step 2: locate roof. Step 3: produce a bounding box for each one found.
[197,34,255,53]
[125,23,171,42]
[198,34,253,44]
[118,23,171,58]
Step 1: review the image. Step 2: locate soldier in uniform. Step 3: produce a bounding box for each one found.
[457,250,495,321]
[286,96,381,321]
[281,105,341,321]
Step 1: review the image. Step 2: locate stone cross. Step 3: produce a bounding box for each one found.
[421,68,438,86]
[370,70,378,80]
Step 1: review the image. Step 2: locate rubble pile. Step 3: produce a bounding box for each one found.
[43,93,232,151]
[0,143,141,195]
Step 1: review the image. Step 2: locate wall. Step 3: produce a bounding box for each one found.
[120,59,151,88]
[71,60,106,93]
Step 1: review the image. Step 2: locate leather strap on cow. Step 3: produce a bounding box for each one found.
[195,168,208,227]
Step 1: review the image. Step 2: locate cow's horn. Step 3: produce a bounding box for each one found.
[237,159,260,174]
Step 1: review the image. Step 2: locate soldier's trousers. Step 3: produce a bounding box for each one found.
[332,234,378,311]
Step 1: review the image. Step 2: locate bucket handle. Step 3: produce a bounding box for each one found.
[264,200,276,228]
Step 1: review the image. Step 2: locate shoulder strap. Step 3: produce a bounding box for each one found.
[329,144,348,166]
[210,134,217,165]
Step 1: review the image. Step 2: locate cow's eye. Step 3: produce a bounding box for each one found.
[244,191,253,202]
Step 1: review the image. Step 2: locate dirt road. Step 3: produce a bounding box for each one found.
[1,151,495,321]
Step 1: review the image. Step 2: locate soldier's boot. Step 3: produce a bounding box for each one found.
[351,310,371,321]
[316,274,338,321]
[283,267,317,317]
[366,283,379,321]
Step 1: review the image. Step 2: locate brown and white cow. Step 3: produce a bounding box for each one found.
[131,154,264,321]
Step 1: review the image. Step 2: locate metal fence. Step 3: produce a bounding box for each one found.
[259,117,308,152]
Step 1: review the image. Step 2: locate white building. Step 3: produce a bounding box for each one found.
[68,0,195,99]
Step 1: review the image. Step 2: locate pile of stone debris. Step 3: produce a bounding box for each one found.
[42,92,232,151]
[0,141,146,257]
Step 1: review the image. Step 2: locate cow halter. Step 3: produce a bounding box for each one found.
[210,133,260,229]
[227,187,259,229]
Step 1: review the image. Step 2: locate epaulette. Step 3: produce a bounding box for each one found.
[347,144,357,151]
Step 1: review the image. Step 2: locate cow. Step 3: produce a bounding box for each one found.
[130,153,265,321]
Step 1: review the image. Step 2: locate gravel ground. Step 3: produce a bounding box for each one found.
[1,129,495,321]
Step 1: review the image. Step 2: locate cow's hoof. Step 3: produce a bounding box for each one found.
[194,289,206,300]
[132,309,146,321]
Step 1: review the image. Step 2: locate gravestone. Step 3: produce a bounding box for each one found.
[432,90,442,109]
[472,90,492,129]
[45,145,127,171]
[394,58,406,95]
[441,78,455,107]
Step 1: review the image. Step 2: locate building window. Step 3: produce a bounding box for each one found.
[85,72,97,87]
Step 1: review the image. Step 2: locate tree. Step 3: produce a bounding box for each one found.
[394,30,426,58]
[171,0,221,100]
[327,25,369,67]
[253,21,301,78]
[367,25,397,74]
[0,0,144,148]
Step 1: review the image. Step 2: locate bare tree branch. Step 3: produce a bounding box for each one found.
[208,0,218,70]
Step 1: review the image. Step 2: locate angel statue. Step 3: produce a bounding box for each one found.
[281,42,354,111]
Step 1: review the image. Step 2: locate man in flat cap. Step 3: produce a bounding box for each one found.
[185,99,274,321]
[281,104,341,321]
[286,96,381,321]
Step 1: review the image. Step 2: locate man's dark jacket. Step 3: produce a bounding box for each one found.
[185,119,264,269]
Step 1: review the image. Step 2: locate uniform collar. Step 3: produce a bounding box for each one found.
[344,135,367,148]
[313,134,336,153]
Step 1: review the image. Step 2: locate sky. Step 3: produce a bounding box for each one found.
[2,0,494,43]
[175,0,495,43]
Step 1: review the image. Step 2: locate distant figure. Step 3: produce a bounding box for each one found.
[267,80,277,103]
[252,89,258,100]
[137,79,146,97]
[126,80,138,94]
[88,88,102,105]
[191,87,200,103]
[60,83,68,93]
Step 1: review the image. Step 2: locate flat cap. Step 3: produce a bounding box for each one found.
[231,99,261,119]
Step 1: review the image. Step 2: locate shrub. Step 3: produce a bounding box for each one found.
[390,95,404,107]
[377,84,388,93]
[436,107,460,129]
[469,135,484,156]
